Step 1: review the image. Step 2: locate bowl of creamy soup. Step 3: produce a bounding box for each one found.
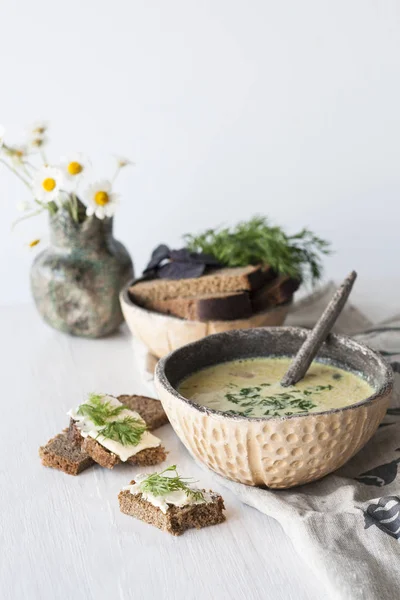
[154,327,393,488]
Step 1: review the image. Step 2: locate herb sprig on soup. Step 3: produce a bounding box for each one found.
[178,357,373,418]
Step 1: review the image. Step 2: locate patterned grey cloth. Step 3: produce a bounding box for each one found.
[209,286,400,600]
[140,283,400,600]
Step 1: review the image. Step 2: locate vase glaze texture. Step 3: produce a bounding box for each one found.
[31,210,134,338]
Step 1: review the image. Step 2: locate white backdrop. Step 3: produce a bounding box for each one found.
[1,0,399,319]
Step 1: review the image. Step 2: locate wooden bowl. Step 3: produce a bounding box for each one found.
[154,327,393,489]
[120,280,291,358]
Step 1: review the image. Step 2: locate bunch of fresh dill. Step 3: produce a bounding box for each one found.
[184,216,331,284]
[77,393,147,446]
[139,465,205,501]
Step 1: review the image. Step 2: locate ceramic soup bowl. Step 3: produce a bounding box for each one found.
[154,327,393,489]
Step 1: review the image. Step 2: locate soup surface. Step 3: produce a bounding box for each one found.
[178,357,374,418]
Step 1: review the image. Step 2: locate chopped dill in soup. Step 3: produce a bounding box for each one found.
[178,357,374,418]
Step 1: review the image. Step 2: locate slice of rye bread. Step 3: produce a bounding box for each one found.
[117,394,169,430]
[150,290,253,321]
[118,483,226,535]
[251,275,301,312]
[129,265,269,307]
[81,435,167,469]
[39,430,95,476]
[69,418,167,469]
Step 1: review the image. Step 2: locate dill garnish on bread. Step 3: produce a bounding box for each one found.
[118,465,226,535]
[68,393,167,469]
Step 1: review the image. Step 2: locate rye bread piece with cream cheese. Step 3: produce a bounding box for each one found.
[129,265,267,308]
[39,430,94,476]
[80,433,166,469]
[118,470,226,535]
[69,394,167,470]
[69,393,168,444]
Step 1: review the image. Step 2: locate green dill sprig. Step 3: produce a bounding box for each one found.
[139,465,205,501]
[97,416,147,446]
[77,393,126,426]
[76,394,147,446]
[184,216,331,285]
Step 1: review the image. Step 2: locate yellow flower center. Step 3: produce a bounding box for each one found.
[29,239,40,248]
[42,177,56,192]
[94,191,109,206]
[68,161,83,175]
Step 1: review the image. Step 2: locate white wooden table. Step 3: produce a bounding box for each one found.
[1,304,332,600]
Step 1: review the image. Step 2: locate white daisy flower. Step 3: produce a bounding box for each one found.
[114,155,135,168]
[30,121,48,136]
[28,135,48,152]
[83,180,119,220]
[33,166,65,204]
[60,153,90,184]
[4,145,27,164]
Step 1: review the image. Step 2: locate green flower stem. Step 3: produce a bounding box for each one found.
[11,208,45,230]
[0,158,32,190]
[111,166,121,183]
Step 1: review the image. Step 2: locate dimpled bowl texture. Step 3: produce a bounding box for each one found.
[120,281,291,358]
[154,327,393,489]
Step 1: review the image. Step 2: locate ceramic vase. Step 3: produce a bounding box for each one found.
[31,208,133,337]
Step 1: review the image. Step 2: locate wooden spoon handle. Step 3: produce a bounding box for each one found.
[280,271,357,387]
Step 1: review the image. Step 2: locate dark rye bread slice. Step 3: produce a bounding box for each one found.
[251,275,301,313]
[117,394,169,430]
[151,290,253,321]
[129,265,266,307]
[39,430,94,476]
[118,482,225,535]
[81,434,167,469]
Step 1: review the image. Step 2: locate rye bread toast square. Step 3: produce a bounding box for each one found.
[39,430,94,476]
[81,434,167,469]
[69,421,167,470]
[68,394,168,470]
[118,482,226,535]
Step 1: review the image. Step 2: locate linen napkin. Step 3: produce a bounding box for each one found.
[137,284,400,600]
